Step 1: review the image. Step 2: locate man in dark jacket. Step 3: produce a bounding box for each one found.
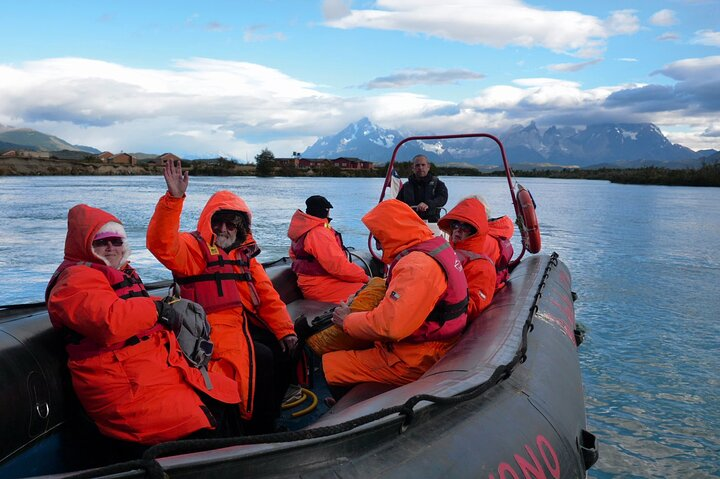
[396,154,448,223]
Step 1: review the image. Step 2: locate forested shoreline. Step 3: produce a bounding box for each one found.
[1,156,718,187]
[485,163,720,187]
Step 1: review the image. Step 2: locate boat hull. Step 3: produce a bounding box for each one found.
[0,253,596,478]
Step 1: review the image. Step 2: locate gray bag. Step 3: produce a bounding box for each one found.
[160,291,215,390]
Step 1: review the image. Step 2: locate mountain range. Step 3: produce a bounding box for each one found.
[1,120,718,170]
[302,118,718,169]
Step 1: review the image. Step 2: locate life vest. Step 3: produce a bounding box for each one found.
[173,231,261,313]
[494,236,514,288]
[47,260,149,301]
[455,249,493,266]
[46,261,162,360]
[290,226,346,276]
[456,239,513,290]
[387,236,469,342]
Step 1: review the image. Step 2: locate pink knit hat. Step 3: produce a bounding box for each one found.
[94,222,127,241]
[92,221,130,268]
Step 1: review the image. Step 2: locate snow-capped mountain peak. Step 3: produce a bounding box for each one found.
[301,118,707,168]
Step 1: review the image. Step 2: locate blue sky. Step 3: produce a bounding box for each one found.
[1,0,719,160]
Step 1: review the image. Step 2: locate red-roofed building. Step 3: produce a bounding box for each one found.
[331,157,374,170]
[275,157,375,170]
[110,153,136,165]
[152,152,182,166]
[97,151,113,162]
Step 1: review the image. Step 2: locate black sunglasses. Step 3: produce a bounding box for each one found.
[449,220,476,234]
[212,219,240,231]
[92,238,124,248]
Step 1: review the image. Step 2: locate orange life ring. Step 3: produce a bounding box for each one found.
[516,185,541,254]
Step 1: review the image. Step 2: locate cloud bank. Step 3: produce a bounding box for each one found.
[1,54,719,157]
[324,0,638,58]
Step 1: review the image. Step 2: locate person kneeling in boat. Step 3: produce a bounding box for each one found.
[147,160,298,435]
[46,204,242,446]
[322,199,469,393]
[438,196,497,320]
[287,195,369,303]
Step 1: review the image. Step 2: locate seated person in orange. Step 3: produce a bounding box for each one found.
[147,160,297,434]
[287,195,369,303]
[484,212,515,290]
[438,196,498,320]
[323,199,469,390]
[46,204,241,445]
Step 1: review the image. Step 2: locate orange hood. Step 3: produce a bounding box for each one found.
[437,197,489,252]
[489,215,515,240]
[362,200,434,264]
[196,190,254,246]
[287,209,328,241]
[63,204,129,268]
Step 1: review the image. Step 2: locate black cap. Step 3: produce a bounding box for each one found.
[305,195,333,218]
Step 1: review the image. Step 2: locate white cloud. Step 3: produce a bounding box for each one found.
[547,58,603,72]
[362,68,484,89]
[691,29,720,47]
[1,55,718,156]
[657,32,680,41]
[655,55,720,81]
[701,124,720,138]
[324,1,638,58]
[461,78,620,113]
[206,21,232,32]
[605,10,640,35]
[323,0,352,21]
[0,57,338,158]
[243,25,287,42]
[666,126,720,151]
[649,9,677,27]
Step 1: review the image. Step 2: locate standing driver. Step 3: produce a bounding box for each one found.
[396,154,448,223]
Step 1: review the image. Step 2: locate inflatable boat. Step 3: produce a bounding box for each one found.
[0,134,598,478]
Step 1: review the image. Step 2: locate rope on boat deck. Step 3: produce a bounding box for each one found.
[280,387,319,417]
[63,252,561,479]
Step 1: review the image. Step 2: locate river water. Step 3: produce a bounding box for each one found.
[0,175,718,478]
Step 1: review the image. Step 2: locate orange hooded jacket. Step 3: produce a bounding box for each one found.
[146,191,294,420]
[287,209,368,303]
[322,200,459,387]
[484,215,515,265]
[438,197,497,320]
[47,204,239,445]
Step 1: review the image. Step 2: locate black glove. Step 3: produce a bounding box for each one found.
[155,298,183,334]
[294,314,312,340]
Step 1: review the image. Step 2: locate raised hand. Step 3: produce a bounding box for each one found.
[164,159,189,198]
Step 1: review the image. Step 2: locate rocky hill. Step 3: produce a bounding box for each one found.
[0,128,99,153]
